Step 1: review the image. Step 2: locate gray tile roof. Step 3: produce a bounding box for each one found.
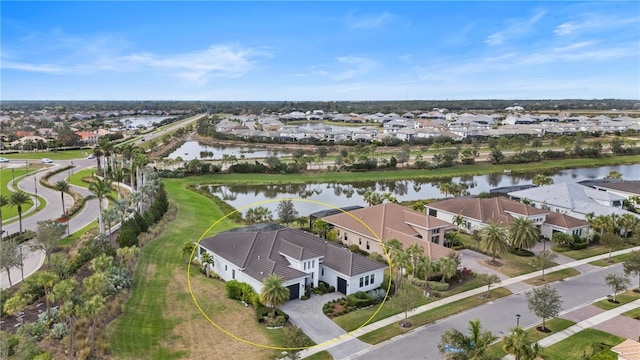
[200,228,385,282]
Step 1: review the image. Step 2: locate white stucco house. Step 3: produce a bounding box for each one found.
[197,228,386,300]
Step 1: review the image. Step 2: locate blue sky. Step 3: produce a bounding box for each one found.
[2,1,639,101]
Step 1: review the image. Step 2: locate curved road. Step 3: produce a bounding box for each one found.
[1,157,101,289]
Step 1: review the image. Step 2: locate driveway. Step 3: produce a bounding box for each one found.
[281,292,371,358]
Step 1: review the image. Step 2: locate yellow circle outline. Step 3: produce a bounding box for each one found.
[187,197,393,351]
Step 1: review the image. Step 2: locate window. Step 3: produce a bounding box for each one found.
[428,209,437,217]
[358,238,362,245]
[344,233,348,241]
[359,277,364,287]
[321,268,324,276]
[370,274,375,284]
[304,262,306,270]
[432,228,441,234]
[431,236,439,243]
[365,276,369,286]
[366,240,370,250]
[225,265,228,271]
[312,260,315,268]
[232,269,235,279]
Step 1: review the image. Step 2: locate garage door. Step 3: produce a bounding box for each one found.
[287,284,300,300]
[337,277,347,295]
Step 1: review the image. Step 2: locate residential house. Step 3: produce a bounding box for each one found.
[588,181,640,201]
[507,182,640,220]
[426,197,590,239]
[322,203,455,261]
[197,228,386,299]
[75,131,99,145]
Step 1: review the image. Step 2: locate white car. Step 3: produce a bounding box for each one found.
[87,154,96,159]
[41,158,53,164]
[0,157,8,163]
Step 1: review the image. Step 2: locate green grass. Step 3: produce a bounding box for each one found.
[589,252,633,266]
[57,220,97,248]
[334,283,435,332]
[554,244,628,260]
[68,168,96,188]
[622,306,640,320]
[457,234,540,277]
[486,318,576,359]
[108,179,232,358]
[593,290,640,310]
[523,268,580,286]
[305,350,333,360]
[357,288,512,344]
[541,328,624,360]
[1,168,43,220]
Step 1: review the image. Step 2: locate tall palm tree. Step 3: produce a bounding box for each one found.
[479,222,509,263]
[102,207,119,242]
[260,274,290,318]
[438,256,458,283]
[53,278,78,358]
[509,217,540,250]
[0,194,8,239]
[406,243,424,278]
[503,326,533,360]
[33,270,59,318]
[54,180,70,219]
[9,190,32,235]
[88,176,115,234]
[82,294,105,359]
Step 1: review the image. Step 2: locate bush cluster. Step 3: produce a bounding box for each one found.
[427,281,450,291]
[116,184,169,248]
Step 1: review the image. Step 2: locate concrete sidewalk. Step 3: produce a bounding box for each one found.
[299,246,640,359]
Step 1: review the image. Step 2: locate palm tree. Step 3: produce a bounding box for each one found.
[509,217,540,250]
[503,326,533,360]
[53,279,78,358]
[438,319,497,360]
[54,180,70,219]
[363,190,382,206]
[453,214,466,230]
[181,241,196,264]
[619,213,639,238]
[102,206,119,243]
[82,294,105,359]
[9,190,32,235]
[0,194,8,239]
[260,274,290,318]
[33,270,59,318]
[479,222,509,263]
[312,219,330,239]
[88,176,115,234]
[406,243,424,278]
[438,256,458,284]
[201,252,214,277]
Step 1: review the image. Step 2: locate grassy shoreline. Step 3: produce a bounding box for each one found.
[183,154,639,185]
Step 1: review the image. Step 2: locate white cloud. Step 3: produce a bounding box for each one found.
[485,9,547,46]
[348,11,394,29]
[554,14,639,36]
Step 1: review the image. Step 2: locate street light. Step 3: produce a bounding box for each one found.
[18,244,24,281]
[516,314,521,327]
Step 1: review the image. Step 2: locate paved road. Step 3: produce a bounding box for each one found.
[1,157,101,289]
[349,263,627,360]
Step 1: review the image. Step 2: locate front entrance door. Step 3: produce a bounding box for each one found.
[337,277,347,294]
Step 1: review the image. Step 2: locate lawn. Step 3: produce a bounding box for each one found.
[554,244,628,260]
[622,306,640,320]
[523,268,580,286]
[593,290,640,310]
[0,149,90,160]
[485,318,576,359]
[107,178,290,360]
[589,252,633,267]
[57,220,98,248]
[1,167,44,220]
[68,168,96,188]
[357,288,512,345]
[541,328,624,360]
[305,350,333,360]
[457,234,541,277]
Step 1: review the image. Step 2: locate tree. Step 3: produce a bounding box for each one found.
[31,219,66,266]
[532,174,553,187]
[102,206,119,243]
[81,294,105,359]
[54,180,70,219]
[245,206,273,224]
[623,251,640,292]
[438,319,497,360]
[477,273,501,298]
[509,217,540,250]
[201,252,214,277]
[181,241,196,264]
[453,215,468,230]
[0,240,22,287]
[9,190,32,235]
[276,199,298,225]
[605,273,630,303]
[88,176,115,234]
[260,274,290,318]
[363,190,382,206]
[534,249,557,281]
[406,243,424,278]
[438,256,458,283]
[311,219,330,239]
[605,170,622,180]
[526,285,562,331]
[601,232,623,263]
[395,286,420,327]
[31,270,59,318]
[503,326,533,360]
[489,147,505,164]
[479,222,509,263]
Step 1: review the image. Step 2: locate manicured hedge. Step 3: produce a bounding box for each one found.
[427,281,450,291]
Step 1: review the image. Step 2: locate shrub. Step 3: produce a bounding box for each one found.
[367,288,387,302]
[408,275,426,286]
[328,285,335,293]
[346,291,374,308]
[427,281,450,291]
[510,248,535,257]
[570,242,589,250]
[225,280,243,300]
[50,322,68,340]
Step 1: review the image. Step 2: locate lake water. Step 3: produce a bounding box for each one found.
[205,164,640,218]
[167,141,293,160]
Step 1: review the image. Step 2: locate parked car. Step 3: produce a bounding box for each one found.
[0,157,8,163]
[87,154,96,159]
[41,158,53,164]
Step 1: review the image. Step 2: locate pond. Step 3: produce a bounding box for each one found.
[167,141,295,160]
[204,164,640,218]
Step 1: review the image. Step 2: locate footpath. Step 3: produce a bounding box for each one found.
[299,246,640,359]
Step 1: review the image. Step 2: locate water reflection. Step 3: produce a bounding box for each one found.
[168,141,293,160]
[203,164,639,218]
